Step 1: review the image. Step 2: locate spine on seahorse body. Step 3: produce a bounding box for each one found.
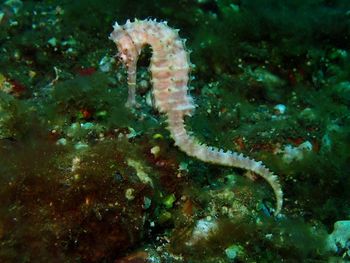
[110,19,283,215]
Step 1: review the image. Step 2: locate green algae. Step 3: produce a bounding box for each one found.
[169,217,328,262]
[50,72,132,128]
[0,91,40,140]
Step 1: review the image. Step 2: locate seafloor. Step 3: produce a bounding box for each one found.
[0,0,349,262]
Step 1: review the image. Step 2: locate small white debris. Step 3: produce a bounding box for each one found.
[150,145,160,157]
[127,127,142,139]
[125,188,135,200]
[139,79,149,89]
[273,104,286,115]
[0,11,5,23]
[142,196,152,210]
[4,0,23,14]
[251,67,285,88]
[327,220,350,253]
[56,138,67,146]
[321,134,332,152]
[47,37,57,47]
[299,107,317,122]
[67,122,80,138]
[178,161,189,172]
[230,3,240,12]
[127,158,154,187]
[282,141,313,164]
[99,55,114,72]
[74,142,89,150]
[225,244,243,260]
[71,156,81,172]
[81,122,94,130]
[186,218,218,246]
[145,91,153,107]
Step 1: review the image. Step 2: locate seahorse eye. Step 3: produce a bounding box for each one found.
[119,52,128,62]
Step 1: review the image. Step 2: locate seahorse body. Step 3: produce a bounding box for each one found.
[110,19,283,215]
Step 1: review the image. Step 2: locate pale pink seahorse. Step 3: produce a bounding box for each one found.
[110,19,283,215]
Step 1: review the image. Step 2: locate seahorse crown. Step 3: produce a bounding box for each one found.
[110,18,283,216]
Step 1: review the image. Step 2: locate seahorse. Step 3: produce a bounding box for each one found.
[110,19,283,216]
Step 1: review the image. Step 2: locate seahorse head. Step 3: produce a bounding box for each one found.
[109,21,139,67]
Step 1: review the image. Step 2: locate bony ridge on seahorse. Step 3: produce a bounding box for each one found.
[109,18,283,216]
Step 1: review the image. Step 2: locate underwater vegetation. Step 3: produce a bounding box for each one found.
[0,0,350,262]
